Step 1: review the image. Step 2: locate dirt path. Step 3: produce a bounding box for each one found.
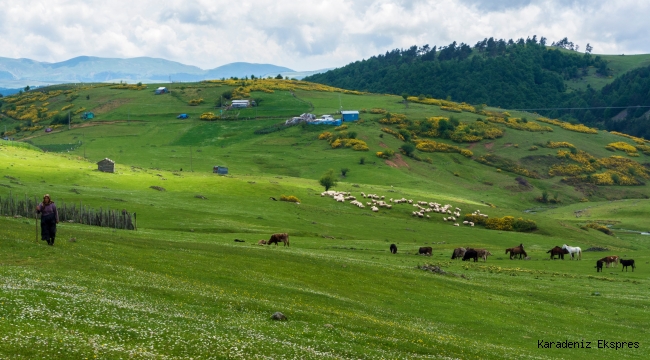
[385,153,410,169]
[19,120,144,141]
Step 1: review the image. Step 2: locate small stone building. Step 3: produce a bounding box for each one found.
[97,158,115,173]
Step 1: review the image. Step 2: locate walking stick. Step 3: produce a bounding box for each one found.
[35,212,38,243]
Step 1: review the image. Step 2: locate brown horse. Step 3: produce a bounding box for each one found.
[475,249,492,262]
[506,243,527,260]
[547,246,569,260]
[268,233,289,247]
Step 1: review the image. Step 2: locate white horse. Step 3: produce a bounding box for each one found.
[562,244,582,260]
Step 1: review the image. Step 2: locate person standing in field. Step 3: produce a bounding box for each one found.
[36,194,59,246]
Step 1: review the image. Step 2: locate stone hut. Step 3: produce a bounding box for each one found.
[97,158,115,173]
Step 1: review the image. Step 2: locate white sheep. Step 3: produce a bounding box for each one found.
[454,223,460,227]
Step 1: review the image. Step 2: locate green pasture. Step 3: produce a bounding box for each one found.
[2,82,650,358]
[1,145,649,359]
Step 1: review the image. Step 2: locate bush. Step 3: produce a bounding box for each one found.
[341,168,349,177]
[359,157,365,165]
[376,149,395,159]
[512,218,538,232]
[400,142,416,157]
[585,222,614,236]
[280,195,301,203]
[319,170,338,191]
[485,216,515,231]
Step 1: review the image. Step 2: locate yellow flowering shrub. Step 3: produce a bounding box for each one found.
[607,142,638,154]
[188,98,204,106]
[536,117,598,134]
[376,149,395,159]
[549,164,589,176]
[475,154,540,178]
[369,108,387,114]
[609,131,648,144]
[381,128,405,141]
[280,195,301,203]
[60,104,74,111]
[73,107,86,115]
[318,132,332,140]
[485,117,553,132]
[485,216,515,231]
[415,140,473,157]
[378,113,408,125]
[597,156,649,178]
[205,79,365,95]
[545,141,575,149]
[334,124,348,131]
[200,112,219,121]
[440,106,462,113]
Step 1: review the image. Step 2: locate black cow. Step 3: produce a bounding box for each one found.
[390,244,397,254]
[462,248,478,262]
[620,259,635,272]
[595,260,603,272]
[418,247,432,256]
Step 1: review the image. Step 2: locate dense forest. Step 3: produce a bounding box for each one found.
[554,65,650,138]
[305,36,607,109]
[305,37,650,137]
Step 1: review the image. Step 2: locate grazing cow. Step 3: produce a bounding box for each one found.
[547,246,569,260]
[595,260,603,272]
[620,259,635,272]
[390,244,397,254]
[462,248,479,262]
[506,244,527,260]
[418,247,432,256]
[475,249,492,262]
[267,233,290,247]
[598,256,619,268]
[451,247,466,260]
[257,239,267,245]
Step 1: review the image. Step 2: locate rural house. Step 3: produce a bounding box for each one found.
[97,158,115,173]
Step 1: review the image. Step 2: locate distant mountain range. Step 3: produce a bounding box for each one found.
[0,56,330,90]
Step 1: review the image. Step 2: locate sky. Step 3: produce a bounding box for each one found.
[0,0,649,71]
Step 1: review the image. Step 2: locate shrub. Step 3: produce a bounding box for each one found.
[485,216,515,231]
[529,146,538,151]
[319,170,337,191]
[400,142,416,157]
[188,98,204,106]
[536,117,598,134]
[341,168,349,177]
[512,218,538,232]
[606,142,638,155]
[200,112,218,121]
[585,222,614,236]
[415,139,473,157]
[280,195,301,203]
[359,157,365,165]
[376,149,395,159]
[334,124,348,131]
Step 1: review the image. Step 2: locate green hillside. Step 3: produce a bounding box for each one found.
[563,52,650,92]
[1,81,649,358]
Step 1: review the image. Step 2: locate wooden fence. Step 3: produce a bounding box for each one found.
[0,192,136,230]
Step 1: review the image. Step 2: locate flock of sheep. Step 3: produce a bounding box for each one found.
[320,190,489,226]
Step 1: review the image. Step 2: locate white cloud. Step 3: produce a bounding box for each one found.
[0,0,648,70]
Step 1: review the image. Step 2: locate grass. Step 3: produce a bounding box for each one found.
[1,82,650,358]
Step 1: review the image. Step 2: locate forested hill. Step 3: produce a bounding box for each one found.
[305,37,608,109]
[555,64,650,138]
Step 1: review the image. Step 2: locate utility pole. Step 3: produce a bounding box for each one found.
[339,94,342,112]
[68,111,71,130]
[190,145,193,172]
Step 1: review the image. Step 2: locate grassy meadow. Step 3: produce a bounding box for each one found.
[1,81,650,358]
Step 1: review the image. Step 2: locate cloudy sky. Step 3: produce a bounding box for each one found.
[0,0,648,71]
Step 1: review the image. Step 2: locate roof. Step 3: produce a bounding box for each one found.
[156,87,167,90]
[231,99,249,103]
[341,111,359,115]
[97,158,115,164]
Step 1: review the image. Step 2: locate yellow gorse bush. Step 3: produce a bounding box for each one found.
[200,112,219,121]
[609,131,648,144]
[536,117,598,134]
[485,117,553,132]
[280,195,301,203]
[60,104,74,111]
[415,140,473,157]
[545,141,575,149]
[606,142,638,155]
[381,128,405,141]
[110,84,147,90]
[205,79,365,96]
[188,98,204,106]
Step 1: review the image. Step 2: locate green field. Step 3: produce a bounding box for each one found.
[1,82,649,358]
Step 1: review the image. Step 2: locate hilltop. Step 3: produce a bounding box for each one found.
[1,80,649,358]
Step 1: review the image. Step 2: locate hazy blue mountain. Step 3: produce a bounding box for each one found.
[0,56,297,87]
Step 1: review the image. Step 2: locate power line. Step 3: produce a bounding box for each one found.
[510,105,650,111]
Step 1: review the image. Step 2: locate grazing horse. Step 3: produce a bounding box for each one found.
[595,260,603,272]
[475,249,492,262]
[390,244,397,254]
[462,248,479,262]
[268,233,290,247]
[506,244,527,260]
[598,256,619,268]
[418,247,432,256]
[451,247,466,260]
[561,244,581,260]
[547,246,569,260]
[620,259,635,272]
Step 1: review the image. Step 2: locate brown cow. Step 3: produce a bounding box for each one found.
[418,247,432,256]
[475,249,492,262]
[268,233,290,247]
[598,256,619,268]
